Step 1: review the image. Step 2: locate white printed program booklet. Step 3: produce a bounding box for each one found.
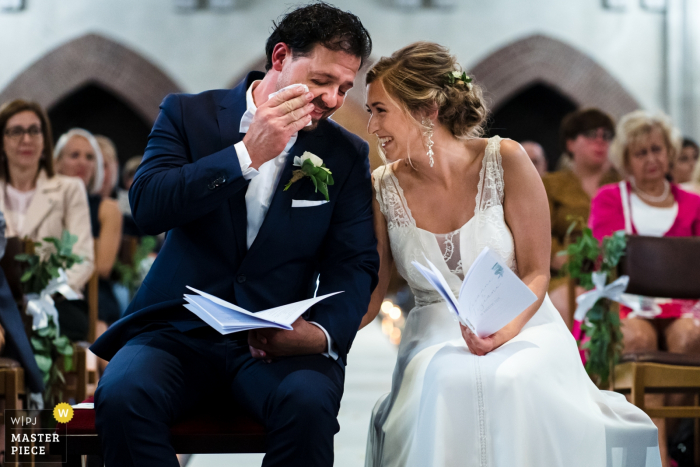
[183,286,343,335]
[412,247,537,338]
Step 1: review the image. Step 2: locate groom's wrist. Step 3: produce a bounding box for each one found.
[304,321,329,354]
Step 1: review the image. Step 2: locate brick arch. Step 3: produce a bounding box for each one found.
[470,34,640,119]
[0,33,182,123]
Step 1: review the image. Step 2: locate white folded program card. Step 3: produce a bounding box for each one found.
[412,247,537,338]
[183,286,343,335]
[269,83,313,127]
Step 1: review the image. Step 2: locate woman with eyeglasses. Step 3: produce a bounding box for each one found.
[543,108,621,326]
[0,99,94,341]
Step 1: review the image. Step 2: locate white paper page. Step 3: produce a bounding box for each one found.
[255,292,343,326]
[185,295,279,328]
[184,295,292,335]
[183,287,343,333]
[411,258,476,333]
[460,247,491,290]
[457,248,537,337]
[186,286,257,316]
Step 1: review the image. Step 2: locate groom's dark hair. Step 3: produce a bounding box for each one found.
[265,2,372,71]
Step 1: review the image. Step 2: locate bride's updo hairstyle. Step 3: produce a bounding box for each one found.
[366,41,488,140]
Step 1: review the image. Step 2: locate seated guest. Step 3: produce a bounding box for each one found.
[589,110,700,467]
[682,157,700,195]
[0,208,45,467]
[670,137,699,185]
[543,108,621,325]
[0,100,94,341]
[54,129,123,334]
[95,135,120,199]
[0,209,44,396]
[117,156,144,237]
[590,110,700,321]
[521,140,547,176]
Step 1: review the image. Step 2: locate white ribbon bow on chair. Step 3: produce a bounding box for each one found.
[573,272,639,322]
[25,269,79,334]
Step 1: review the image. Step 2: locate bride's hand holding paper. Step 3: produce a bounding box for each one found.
[460,324,499,356]
[412,247,537,355]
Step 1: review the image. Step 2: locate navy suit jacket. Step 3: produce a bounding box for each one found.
[91,72,379,366]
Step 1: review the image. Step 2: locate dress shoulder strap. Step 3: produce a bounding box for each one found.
[475,136,505,213]
[372,164,414,229]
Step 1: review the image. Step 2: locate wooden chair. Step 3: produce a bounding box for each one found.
[0,358,26,465]
[119,235,139,267]
[53,396,267,466]
[581,236,700,464]
[0,358,25,413]
[0,238,34,416]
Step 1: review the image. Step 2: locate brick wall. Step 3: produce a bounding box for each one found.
[0,33,181,124]
[471,34,640,119]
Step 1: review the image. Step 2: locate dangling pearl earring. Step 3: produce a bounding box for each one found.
[422,117,435,167]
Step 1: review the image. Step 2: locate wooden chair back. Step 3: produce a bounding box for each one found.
[612,235,700,465]
[618,235,700,299]
[119,235,139,267]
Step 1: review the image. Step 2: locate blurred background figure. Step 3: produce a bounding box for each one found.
[521,140,547,176]
[119,155,143,237]
[95,134,120,199]
[54,128,122,343]
[671,137,698,184]
[543,108,620,325]
[589,110,700,464]
[682,158,700,195]
[0,100,95,342]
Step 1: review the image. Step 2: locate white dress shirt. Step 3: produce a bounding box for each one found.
[233,81,337,360]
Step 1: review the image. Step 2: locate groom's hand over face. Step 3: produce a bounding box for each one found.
[244,86,315,170]
[248,317,328,360]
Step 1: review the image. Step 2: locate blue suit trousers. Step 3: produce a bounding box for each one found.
[94,322,344,467]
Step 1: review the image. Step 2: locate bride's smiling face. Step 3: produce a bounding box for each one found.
[366,82,423,162]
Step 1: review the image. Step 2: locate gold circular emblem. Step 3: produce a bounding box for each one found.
[53,402,74,423]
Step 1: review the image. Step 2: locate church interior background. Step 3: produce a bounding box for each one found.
[2,0,700,465]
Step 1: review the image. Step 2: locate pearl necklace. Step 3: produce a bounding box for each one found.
[630,178,670,203]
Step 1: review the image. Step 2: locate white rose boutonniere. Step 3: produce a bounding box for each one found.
[283,151,335,201]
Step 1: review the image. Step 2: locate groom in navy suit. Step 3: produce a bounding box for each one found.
[90,4,378,466]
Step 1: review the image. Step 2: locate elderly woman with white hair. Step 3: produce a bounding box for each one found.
[589,110,700,466]
[54,129,123,337]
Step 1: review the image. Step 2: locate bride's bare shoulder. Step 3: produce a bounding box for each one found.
[496,138,533,171]
[495,137,545,184]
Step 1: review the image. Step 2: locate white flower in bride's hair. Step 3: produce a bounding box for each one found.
[293,151,324,168]
[446,70,473,91]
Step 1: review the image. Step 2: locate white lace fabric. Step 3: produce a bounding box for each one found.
[367,135,662,467]
[372,135,516,307]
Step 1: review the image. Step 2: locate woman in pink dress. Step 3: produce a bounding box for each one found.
[589,110,700,465]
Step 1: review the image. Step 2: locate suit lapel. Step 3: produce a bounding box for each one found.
[218,72,264,258]
[22,172,58,237]
[245,129,318,259]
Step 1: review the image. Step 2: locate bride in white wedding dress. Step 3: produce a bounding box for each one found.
[360,42,661,467]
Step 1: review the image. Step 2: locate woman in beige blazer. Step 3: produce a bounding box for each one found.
[0,100,94,340]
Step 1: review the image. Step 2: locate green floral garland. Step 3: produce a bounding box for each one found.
[16,230,82,406]
[561,221,627,388]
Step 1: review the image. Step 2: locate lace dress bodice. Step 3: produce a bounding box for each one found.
[373,136,517,308]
